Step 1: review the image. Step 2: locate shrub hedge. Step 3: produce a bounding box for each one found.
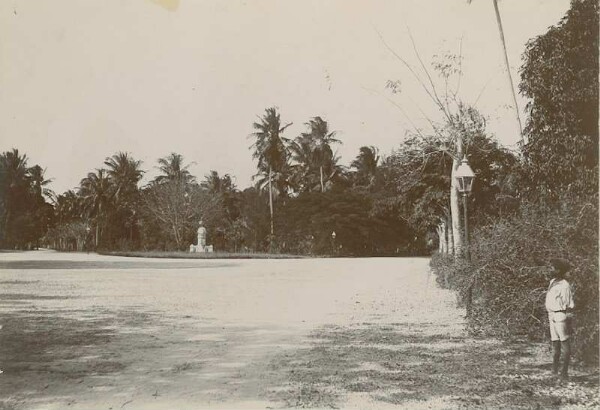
[431,199,598,364]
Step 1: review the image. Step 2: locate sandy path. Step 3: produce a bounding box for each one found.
[0,251,462,409]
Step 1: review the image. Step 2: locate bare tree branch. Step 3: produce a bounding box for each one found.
[361,85,425,139]
[373,26,439,108]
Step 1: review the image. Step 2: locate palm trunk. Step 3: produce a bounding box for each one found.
[268,166,274,238]
[447,214,454,256]
[493,0,524,147]
[320,166,324,192]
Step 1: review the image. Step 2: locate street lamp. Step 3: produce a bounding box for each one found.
[331,231,336,256]
[85,226,91,253]
[455,156,475,261]
[455,156,475,316]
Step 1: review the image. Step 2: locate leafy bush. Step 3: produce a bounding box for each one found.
[431,199,598,364]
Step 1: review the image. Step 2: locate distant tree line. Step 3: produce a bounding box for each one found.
[1,114,437,255]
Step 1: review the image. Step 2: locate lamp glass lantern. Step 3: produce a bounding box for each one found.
[455,157,475,195]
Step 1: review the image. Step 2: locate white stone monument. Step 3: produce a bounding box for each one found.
[190,220,213,253]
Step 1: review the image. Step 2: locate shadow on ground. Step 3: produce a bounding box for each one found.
[0,288,172,410]
[0,290,597,409]
[0,260,236,270]
[0,292,297,409]
[267,323,600,409]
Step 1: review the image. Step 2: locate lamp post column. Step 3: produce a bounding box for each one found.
[462,194,470,262]
[463,193,472,316]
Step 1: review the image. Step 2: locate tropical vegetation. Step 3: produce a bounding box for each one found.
[0,0,596,363]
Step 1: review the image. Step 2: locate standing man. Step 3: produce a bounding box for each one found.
[545,258,575,381]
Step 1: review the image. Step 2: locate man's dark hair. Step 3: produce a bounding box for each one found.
[550,258,572,275]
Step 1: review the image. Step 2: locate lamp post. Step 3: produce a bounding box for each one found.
[85,226,91,253]
[331,231,336,256]
[455,156,475,316]
[455,156,475,260]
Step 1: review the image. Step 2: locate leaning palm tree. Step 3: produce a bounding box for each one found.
[301,117,341,192]
[468,0,524,147]
[250,107,292,241]
[80,169,112,247]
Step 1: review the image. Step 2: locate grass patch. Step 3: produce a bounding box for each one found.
[99,250,307,259]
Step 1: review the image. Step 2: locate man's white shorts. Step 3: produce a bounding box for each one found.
[548,311,570,342]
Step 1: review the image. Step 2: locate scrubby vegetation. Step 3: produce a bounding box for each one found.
[431,200,598,364]
[431,0,599,365]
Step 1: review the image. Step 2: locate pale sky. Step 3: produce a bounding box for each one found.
[1,0,570,194]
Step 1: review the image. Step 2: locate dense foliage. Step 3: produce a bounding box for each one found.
[274,191,414,256]
[430,0,599,364]
[520,0,598,200]
[0,149,53,249]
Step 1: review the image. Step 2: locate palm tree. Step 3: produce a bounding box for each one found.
[288,135,318,192]
[105,152,144,242]
[351,146,380,188]
[155,153,195,184]
[54,190,83,224]
[28,165,54,201]
[0,149,30,190]
[250,107,292,241]
[301,117,341,192]
[80,169,112,247]
[104,152,143,203]
[468,0,524,146]
[201,171,235,194]
[0,149,30,246]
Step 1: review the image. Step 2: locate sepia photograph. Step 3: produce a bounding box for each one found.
[0,0,598,408]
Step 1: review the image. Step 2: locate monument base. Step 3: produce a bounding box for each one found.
[189,244,214,253]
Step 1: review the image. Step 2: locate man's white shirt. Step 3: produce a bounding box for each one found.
[545,278,574,312]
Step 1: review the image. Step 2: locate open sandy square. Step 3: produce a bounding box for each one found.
[0,251,597,409]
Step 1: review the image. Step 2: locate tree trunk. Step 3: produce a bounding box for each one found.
[268,166,274,238]
[441,221,447,254]
[173,225,181,249]
[95,224,99,248]
[493,0,524,147]
[320,166,324,192]
[447,215,454,256]
[438,221,448,255]
[450,135,463,259]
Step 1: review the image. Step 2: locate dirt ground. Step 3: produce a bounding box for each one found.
[0,251,597,409]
